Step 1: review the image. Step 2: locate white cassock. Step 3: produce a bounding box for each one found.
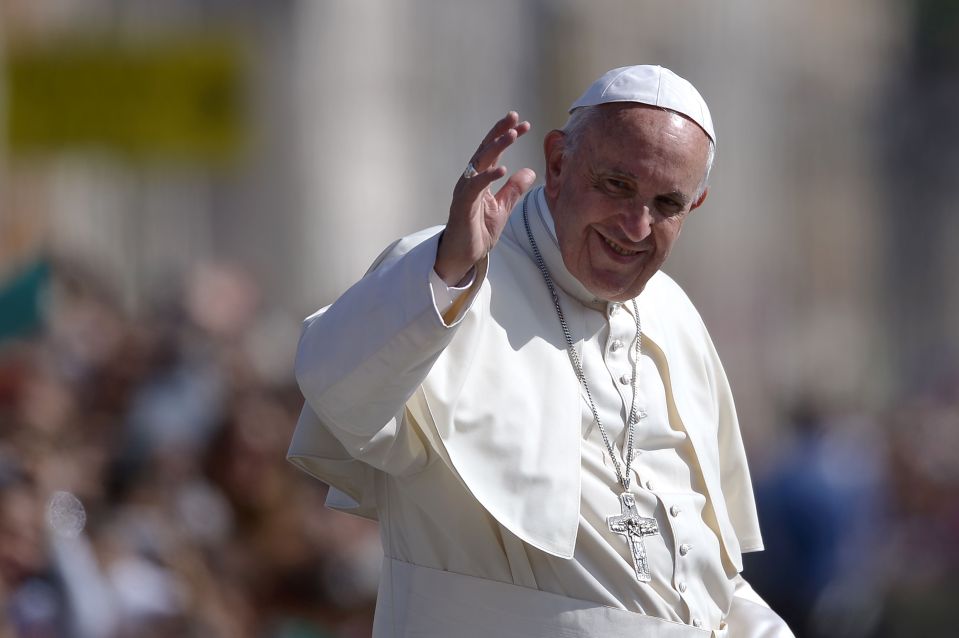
[290,187,794,638]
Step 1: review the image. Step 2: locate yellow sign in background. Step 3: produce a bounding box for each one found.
[5,38,245,163]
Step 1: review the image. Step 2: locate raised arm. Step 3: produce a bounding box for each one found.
[292,113,535,474]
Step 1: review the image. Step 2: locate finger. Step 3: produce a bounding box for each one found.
[460,165,508,195]
[478,111,520,149]
[473,119,531,172]
[494,168,537,213]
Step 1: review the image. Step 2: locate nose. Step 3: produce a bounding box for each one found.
[621,204,654,242]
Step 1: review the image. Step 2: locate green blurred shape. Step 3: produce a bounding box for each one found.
[0,258,50,343]
[4,38,245,164]
[269,618,335,638]
[916,0,959,64]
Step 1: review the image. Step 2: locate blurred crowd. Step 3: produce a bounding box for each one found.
[1,258,958,638]
[744,386,959,636]
[0,258,381,638]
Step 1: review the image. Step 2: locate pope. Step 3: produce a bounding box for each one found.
[289,65,795,638]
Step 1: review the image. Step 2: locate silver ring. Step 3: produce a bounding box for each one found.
[462,161,479,179]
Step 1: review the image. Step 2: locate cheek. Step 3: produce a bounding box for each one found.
[555,204,594,244]
[656,221,684,249]
[558,228,587,264]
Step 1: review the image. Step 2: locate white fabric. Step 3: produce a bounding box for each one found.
[290,188,790,637]
[569,65,716,143]
[376,557,719,638]
[429,266,475,315]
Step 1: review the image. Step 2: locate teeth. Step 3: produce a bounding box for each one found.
[603,236,639,256]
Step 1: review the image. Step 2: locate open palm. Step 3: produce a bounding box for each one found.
[434,112,537,285]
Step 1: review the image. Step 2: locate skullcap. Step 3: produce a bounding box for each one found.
[569,65,715,144]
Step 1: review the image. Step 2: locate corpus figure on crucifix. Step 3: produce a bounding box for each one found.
[608,492,659,582]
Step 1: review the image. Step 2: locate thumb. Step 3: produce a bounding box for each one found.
[495,168,537,214]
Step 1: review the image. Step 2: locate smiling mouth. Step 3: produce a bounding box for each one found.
[601,235,641,256]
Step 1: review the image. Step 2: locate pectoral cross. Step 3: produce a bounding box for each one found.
[607,492,660,582]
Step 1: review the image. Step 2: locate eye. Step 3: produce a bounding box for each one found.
[655,197,683,216]
[603,177,632,194]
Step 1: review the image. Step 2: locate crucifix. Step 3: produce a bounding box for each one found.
[607,492,660,582]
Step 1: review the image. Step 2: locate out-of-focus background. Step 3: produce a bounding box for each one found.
[0,1,956,636]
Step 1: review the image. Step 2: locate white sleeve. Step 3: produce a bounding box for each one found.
[292,229,487,476]
[724,575,796,638]
[429,266,476,323]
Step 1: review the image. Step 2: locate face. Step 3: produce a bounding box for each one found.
[543,104,711,302]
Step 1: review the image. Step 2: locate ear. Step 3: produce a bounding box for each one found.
[690,187,708,211]
[543,129,567,200]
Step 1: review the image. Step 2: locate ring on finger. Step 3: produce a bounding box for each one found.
[462,161,479,179]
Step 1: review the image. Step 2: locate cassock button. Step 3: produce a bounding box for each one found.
[670,505,681,517]
[610,339,624,352]
[679,543,692,556]
[678,581,688,593]
[619,374,630,385]
[692,618,703,628]
[645,480,655,490]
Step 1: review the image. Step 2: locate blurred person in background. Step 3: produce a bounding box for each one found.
[746,403,888,638]
[0,260,381,638]
[290,65,793,637]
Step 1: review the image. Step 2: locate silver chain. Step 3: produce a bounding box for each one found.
[522,196,643,492]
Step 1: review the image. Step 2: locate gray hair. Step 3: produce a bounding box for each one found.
[561,105,715,200]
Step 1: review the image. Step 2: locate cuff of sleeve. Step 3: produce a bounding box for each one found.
[429,256,488,327]
[430,267,476,315]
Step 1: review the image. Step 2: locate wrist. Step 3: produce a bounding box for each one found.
[434,259,474,287]
[434,232,480,286]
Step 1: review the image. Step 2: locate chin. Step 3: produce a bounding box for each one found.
[581,252,657,302]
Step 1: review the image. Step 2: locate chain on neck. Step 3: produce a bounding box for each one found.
[522,195,643,492]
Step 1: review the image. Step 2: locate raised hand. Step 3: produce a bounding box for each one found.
[434,111,537,285]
